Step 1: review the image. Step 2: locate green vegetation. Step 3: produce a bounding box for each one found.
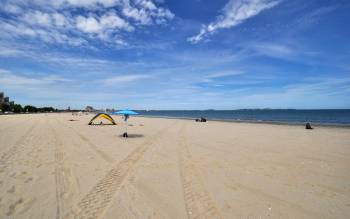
[13,104,23,113]
[0,104,11,112]
[0,103,57,113]
[23,105,56,113]
[23,105,37,112]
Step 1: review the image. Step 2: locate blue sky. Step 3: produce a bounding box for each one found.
[0,0,349,109]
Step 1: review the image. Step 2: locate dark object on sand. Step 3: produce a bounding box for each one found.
[196,117,207,122]
[305,122,313,129]
[68,119,78,121]
[123,132,128,137]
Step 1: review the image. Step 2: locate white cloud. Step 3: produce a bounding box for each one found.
[123,6,152,24]
[0,21,37,37]
[138,0,157,10]
[52,13,69,27]
[244,42,294,58]
[1,3,23,14]
[252,43,293,56]
[122,0,173,25]
[206,71,244,79]
[0,48,24,57]
[104,74,151,85]
[200,71,243,83]
[100,13,133,31]
[188,0,280,43]
[0,0,174,46]
[26,11,52,27]
[76,16,101,33]
[52,0,122,9]
[19,10,74,29]
[0,19,87,46]
[201,71,244,83]
[76,12,134,39]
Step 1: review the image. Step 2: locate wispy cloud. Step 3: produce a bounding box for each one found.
[202,70,244,82]
[0,69,71,87]
[251,42,293,55]
[206,71,244,79]
[0,47,24,57]
[104,74,152,85]
[240,77,350,109]
[242,42,295,59]
[188,0,280,43]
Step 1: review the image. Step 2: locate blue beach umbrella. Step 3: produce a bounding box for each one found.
[114,110,139,116]
[113,110,139,137]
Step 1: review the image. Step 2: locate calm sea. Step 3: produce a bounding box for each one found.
[136,110,350,126]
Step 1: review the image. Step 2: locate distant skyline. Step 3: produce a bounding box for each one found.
[0,0,349,110]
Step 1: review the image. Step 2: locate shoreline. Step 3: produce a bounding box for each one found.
[2,112,350,128]
[136,115,350,128]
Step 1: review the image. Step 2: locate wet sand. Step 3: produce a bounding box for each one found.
[0,113,349,218]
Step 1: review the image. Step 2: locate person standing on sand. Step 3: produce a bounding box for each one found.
[124,114,129,122]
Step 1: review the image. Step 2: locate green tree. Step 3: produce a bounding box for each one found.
[23,105,38,113]
[1,104,11,112]
[13,104,23,113]
[38,107,55,112]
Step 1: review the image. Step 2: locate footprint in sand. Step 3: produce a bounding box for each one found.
[24,177,33,183]
[6,198,23,216]
[7,185,16,193]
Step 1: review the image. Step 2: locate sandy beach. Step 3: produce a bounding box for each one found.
[0,113,349,218]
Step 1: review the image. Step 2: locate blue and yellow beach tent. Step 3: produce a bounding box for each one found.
[88,113,116,125]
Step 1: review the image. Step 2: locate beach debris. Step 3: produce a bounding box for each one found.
[305,122,313,129]
[195,117,207,122]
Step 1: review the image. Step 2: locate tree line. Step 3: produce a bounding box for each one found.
[1,103,57,113]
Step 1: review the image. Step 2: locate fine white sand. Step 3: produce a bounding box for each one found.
[0,113,349,218]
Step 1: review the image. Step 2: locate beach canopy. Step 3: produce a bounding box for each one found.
[113,110,138,115]
[88,113,116,125]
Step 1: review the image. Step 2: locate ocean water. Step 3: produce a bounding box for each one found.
[136,110,350,125]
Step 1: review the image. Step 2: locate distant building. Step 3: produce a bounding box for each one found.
[0,92,4,103]
[0,92,14,112]
[85,106,94,112]
[0,93,11,105]
[106,108,115,113]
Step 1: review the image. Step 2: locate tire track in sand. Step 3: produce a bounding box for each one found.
[178,123,222,219]
[49,122,69,219]
[56,120,113,163]
[0,121,37,173]
[70,122,175,219]
[74,131,114,163]
[0,117,33,133]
